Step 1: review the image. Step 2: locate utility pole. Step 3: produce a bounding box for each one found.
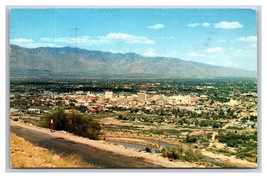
[72,27,78,49]
[71,27,78,62]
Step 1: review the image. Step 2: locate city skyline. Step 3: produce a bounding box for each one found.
[10,8,257,71]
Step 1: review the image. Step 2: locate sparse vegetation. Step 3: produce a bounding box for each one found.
[161,146,202,162]
[10,132,94,168]
[216,131,257,162]
[226,126,244,130]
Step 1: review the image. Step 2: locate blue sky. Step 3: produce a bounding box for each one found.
[10,8,257,71]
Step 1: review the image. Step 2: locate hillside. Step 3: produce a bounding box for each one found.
[9,45,256,79]
[10,132,93,168]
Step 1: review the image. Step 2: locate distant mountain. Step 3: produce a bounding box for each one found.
[9,45,256,79]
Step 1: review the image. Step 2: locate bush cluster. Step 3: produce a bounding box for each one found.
[41,109,101,140]
[217,131,257,148]
[161,146,201,162]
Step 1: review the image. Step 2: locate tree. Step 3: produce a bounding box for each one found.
[145,147,152,153]
[41,108,102,140]
[212,123,220,128]
[43,108,67,130]
[186,135,198,143]
[194,119,199,127]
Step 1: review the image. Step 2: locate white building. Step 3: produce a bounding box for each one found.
[104,91,113,99]
[229,99,239,106]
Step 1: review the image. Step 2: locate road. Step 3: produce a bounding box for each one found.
[11,120,256,168]
[10,124,162,168]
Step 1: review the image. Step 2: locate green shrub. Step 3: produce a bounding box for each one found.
[41,109,101,140]
[161,146,201,162]
[145,147,152,153]
[186,135,198,143]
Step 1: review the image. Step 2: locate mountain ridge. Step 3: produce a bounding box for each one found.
[9,44,256,79]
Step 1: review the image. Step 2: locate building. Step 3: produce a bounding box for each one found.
[27,108,41,114]
[229,99,239,106]
[137,91,147,101]
[104,91,113,99]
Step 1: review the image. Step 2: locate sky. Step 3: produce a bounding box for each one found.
[9,8,257,71]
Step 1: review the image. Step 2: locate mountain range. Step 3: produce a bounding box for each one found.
[9,44,256,79]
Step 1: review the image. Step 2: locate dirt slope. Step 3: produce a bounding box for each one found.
[10,120,195,168]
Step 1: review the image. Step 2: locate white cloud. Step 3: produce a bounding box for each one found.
[222,60,234,66]
[41,37,53,42]
[167,50,178,57]
[106,33,155,44]
[188,23,200,27]
[236,36,257,42]
[10,38,63,48]
[148,23,165,29]
[12,33,155,48]
[10,38,33,43]
[41,36,106,45]
[251,43,257,48]
[201,22,210,27]
[161,50,178,58]
[143,48,157,57]
[41,37,70,43]
[188,22,210,28]
[29,43,63,48]
[204,62,215,65]
[206,47,223,53]
[234,48,257,58]
[12,42,62,48]
[187,52,200,57]
[245,49,257,58]
[41,33,155,45]
[214,21,243,29]
[42,36,84,43]
[230,46,257,59]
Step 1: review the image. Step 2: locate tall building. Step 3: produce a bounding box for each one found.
[104,91,113,99]
[137,91,147,101]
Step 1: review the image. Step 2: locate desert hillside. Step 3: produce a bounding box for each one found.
[10,132,93,168]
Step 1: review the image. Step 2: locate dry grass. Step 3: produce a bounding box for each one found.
[10,132,95,168]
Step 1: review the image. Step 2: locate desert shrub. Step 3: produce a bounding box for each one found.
[145,147,151,153]
[216,131,257,148]
[161,146,201,162]
[186,135,198,143]
[207,133,213,139]
[41,109,101,140]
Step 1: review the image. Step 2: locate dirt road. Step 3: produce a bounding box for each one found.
[10,121,194,168]
[10,126,161,168]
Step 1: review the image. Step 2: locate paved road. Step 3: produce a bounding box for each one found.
[10,125,162,168]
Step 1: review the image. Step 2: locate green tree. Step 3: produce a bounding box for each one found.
[42,108,67,130]
[41,109,101,140]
